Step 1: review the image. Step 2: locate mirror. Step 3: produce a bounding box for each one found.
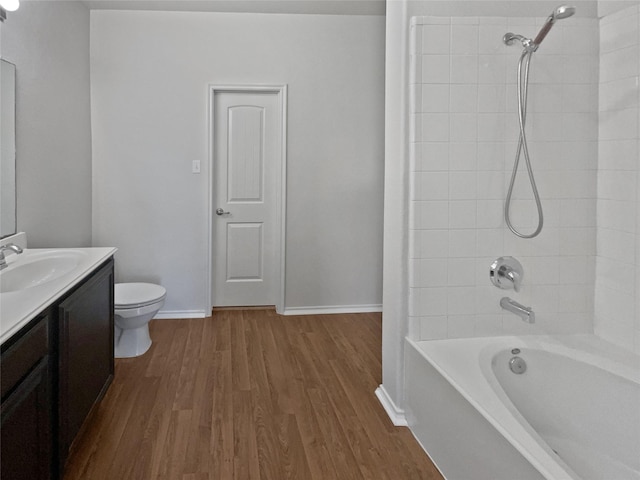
[1,59,17,238]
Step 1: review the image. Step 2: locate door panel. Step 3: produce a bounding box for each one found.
[213,90,282,307]
[226,223,263,281]
[228,106,264,203]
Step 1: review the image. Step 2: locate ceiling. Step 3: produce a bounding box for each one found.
[83,0,386,15]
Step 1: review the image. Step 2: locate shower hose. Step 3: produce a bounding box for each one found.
[504,48,544,239]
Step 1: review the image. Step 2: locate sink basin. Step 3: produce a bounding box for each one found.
[0,250,89,293]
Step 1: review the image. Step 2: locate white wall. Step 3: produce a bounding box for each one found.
[595,4,640,354]
[381,0,411,416]
[1,1,92,247]
[90,11,385,316]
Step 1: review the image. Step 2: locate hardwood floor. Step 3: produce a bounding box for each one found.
[63,310,443,480]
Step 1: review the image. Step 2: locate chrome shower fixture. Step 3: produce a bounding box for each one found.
[502,5,576,239]
[503,32,536,52]
[503,5,576,52]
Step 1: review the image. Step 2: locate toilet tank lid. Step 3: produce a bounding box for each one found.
[115,282,166,307]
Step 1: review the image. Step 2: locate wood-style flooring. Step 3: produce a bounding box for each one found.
[63,310,443,480]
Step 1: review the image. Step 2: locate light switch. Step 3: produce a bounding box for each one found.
[192,160,201,174]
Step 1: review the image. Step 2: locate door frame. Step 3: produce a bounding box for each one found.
[207,84,287,314]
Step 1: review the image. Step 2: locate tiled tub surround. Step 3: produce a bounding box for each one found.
[595,5,640,354]
[408,15,600,340]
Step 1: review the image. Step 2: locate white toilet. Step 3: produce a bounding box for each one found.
[114,282,166,358]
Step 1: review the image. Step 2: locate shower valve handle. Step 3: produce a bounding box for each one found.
[490,257,524,292]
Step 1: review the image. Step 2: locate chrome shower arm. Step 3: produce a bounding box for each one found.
[503,33,537,52]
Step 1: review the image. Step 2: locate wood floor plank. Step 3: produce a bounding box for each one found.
[229,311,251,392]
[288,384,340,480]
[253,313,295,414]
[63,311,443,480]
[146,322,192,480]
[211,310,231,352]
[144,319,178,377]
[173,319,204,411]
[307,387,364,480]
[273,413,312,480]
[232,390,260,480]
[108,375,162,480]
[182,359,216,475]
[208,350,234,479]
[157,408,193,479]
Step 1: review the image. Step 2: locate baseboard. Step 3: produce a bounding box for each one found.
[212,306,276,312]
[153,310,207,320]
[375,385,408,427]
[153,305,381,319]
[282,304,382,316]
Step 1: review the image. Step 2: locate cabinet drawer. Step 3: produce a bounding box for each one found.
[1,316,49,399]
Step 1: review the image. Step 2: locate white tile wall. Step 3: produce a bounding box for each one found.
[409,15,599,340]
[596,4,640,354]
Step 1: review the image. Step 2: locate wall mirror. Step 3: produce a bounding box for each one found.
[1,59,17,238]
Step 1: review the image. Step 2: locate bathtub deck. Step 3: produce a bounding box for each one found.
[62,310,443,480]
[408,334,640,480]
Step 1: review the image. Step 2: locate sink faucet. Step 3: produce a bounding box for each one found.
[0,243,23,270]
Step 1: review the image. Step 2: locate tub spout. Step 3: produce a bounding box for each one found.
[500,297,535,323]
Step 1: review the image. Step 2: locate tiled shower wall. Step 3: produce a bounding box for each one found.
[408,15,599,340]
[595,5,640,354]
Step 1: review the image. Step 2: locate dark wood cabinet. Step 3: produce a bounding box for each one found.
[0,256,114,480]
[57,259,114,470]
[1,315,52,480]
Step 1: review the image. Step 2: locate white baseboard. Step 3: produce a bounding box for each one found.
[153,310,207,320]
[375,385,408,427]
[152,305,381,319]
[283,304,382,316]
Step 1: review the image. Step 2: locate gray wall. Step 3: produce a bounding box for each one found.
[90,11,385,315]
[2,1,92,247]
[0,5,385,315]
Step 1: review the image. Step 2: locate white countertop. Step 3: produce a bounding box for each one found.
[0,247,117,345]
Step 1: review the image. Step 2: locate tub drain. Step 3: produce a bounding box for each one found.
[509,356,527,374]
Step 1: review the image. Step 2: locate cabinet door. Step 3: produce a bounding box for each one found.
[1,358,51,480]
[58,259,114,467]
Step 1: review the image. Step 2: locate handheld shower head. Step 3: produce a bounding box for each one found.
[503,5,576,52]
[552,5,576,20]
[533,5,576,47]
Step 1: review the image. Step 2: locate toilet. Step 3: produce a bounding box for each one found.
[114,282,166,358]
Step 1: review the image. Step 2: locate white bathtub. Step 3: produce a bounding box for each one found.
[404,334,640,480]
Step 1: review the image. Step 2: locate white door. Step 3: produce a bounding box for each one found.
[212,89,283,307]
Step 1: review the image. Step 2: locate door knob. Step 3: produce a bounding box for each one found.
[216,208,230,216]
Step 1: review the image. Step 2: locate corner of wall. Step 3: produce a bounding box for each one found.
[382,0,410,410]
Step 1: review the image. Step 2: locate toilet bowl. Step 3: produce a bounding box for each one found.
[114,282,166,358]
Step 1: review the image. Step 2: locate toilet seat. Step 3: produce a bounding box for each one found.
[115,282,166,309]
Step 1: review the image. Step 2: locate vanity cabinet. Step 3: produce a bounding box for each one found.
[57,258,114,473]
[0,256,114,480]
[1,314,52,480]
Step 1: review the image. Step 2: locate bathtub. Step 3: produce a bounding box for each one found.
[404,334,640,480]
